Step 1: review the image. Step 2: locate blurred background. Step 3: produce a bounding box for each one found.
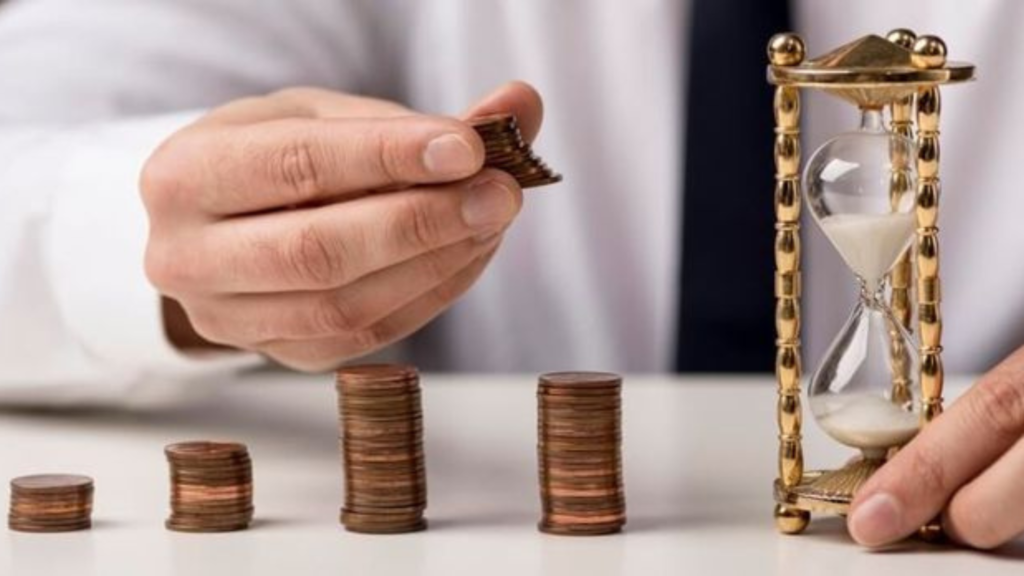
[0,0,1020,406]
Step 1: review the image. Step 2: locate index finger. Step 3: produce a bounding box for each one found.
[847,345,1024,546]
[175,115,486,216]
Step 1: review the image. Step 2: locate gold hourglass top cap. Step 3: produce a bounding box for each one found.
[767,33,975,107]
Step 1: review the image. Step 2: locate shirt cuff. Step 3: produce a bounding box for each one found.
[44,111,262,377]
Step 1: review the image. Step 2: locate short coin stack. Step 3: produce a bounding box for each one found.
[471,113,563,189]
[165,441,254,533]
[336,364,427,534]
[537,372,626,535]
[8,474,94,533]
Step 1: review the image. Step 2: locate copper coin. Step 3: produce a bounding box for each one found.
[544,511,625,524]
[344,493,427,504]
[342,515,427,534]
[171,493,252,505]
[8,506,91,518]
[165,518,250,531]
[169,505,254,518]
[166,459,252,471]
[341,509,424,524]
[10,475,93,495]
[337,364,418,383]
[170,475,252,488]
[172,483,252,495]
[344,491,427,504]
[9,519,92,533]
[538,522,622,536]
[9,491,94,504]
[540,372,621,387]
[540,470,622,483]
[8,511,91,524]
[165,441,248,460]
[470,113,517,128]
[542,488,625,501]
[521,175,563,189]
[343,452,424,465]
[344,484,427,498]
[344,464,425,476]
[542,501,626,514]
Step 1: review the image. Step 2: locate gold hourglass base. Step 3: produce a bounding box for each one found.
[773,459,885,531]
[774,459,946,540]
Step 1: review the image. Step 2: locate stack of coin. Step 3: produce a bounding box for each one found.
[471,113,563,188]
[336,364,427,534]
[537,372,626,535]
[8,474,94,533]
[165,441,254,533]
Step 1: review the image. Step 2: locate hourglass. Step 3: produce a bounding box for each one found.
[766,31,974,535]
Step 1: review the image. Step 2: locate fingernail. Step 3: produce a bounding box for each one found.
[423,134,477,177]
[462,179,518,229]
[849,493,903,547]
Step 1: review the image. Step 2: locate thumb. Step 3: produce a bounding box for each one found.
[847,345,1024,547]
[463,80,544,143]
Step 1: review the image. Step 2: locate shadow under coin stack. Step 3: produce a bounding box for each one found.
[537,372,626,535]
[8,474,94,532]
[165,441,254,533]
[336,364,427,534]
[470,113,563,189]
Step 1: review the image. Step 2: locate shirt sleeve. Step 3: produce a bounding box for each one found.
[0,115,262,407]
[0,0,382,405]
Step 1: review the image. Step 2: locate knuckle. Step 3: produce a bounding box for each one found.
[969,376,1024,440]
[144,241,191,294]
[183,304,230,345]
[393,197,443,251]
[351,323,393,354]
[370,128,413,184]
[312,295,364,335]
[140,132,194,213]
[272,138,322,201]
[284,224,345,288]
[418,249,454,285]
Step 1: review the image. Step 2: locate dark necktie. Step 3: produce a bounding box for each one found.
[676,0,793,372]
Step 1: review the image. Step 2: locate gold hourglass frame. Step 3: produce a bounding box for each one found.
[766,30,974,535]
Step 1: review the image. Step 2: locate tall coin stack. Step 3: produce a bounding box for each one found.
[165,441,254,533]
[537,372,626,535]
[336,364,427,534]
[8,474,94,533]
[471,113,563,189]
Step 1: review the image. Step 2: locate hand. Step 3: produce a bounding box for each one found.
[142,82,543,370]
[848,345,1024,549]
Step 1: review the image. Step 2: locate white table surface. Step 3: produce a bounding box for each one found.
[0,373,1021,575]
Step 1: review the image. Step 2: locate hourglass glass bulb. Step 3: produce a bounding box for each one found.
[805,109,917,293]
[804,108,921,459]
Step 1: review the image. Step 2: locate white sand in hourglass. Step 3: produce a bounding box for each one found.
[810,393,919,453]
[819,212,916,289]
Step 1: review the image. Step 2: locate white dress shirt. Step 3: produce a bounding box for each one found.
[0,0,1019,405]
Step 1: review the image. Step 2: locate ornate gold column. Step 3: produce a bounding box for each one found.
[886,29,917,408]
[911,36,947,425]
[768,33,810,535]
[886,29,917,332]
